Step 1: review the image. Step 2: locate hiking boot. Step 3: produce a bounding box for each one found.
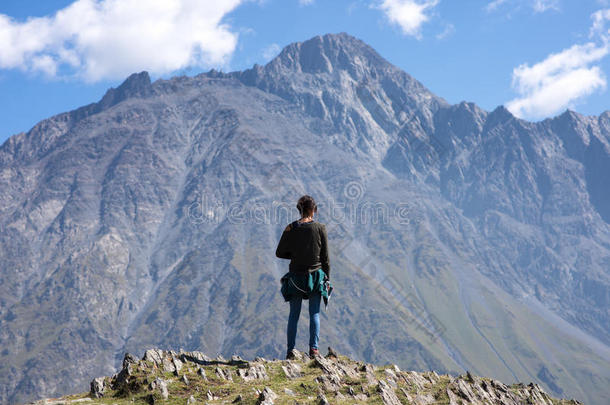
[309,348,320,358]
[286,350,297,360]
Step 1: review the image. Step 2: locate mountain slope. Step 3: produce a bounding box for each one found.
[0,33,609,404]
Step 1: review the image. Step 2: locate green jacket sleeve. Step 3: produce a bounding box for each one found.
[320,224,330,278]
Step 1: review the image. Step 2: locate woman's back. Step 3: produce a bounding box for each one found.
[276,220,331,277]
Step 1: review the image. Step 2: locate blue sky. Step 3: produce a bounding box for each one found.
[1,0,610,145]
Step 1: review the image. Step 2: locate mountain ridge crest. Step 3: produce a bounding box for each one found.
[32,348,581,405]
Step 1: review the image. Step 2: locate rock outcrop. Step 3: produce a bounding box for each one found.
[31,348,580,405]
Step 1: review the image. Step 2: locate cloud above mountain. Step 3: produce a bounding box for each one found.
[506,9,610,119]
[506,42,608,119]
[375,0,439,38]
[0,0,243,81]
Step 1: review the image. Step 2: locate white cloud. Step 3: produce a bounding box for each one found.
[299,0,315,5]
[435,23,454,40]
[506,8,610,119]
[485,0,508,12]
[375,0,439,38]
[591,8,610,41]
[485,0,559,13]
[506,43,609,119]
[0,0,244,81]
[532,0,559,13]
[262,43,281,61]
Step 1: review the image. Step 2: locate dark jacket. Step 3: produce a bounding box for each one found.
[275,220,330,278]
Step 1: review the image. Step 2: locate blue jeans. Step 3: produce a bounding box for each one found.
[287,292,321,351]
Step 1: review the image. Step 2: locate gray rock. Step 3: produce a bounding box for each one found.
[89,377,107,398]
[215,367,233,381]
[256,387,277,405]
[313,356,338,375]
[180,351,213,365]
[363,364,378,386]
[326,347,338,358]
[402,371,428,391]
[287,349,304,361]
[377,380,401,405]
[113,358,135,387]
[162,357,175,373]
[206,390,218,401]
[336,363,360,379]
[316,373,341,392]
[172,357,183,374]
[237,364,268,381]
[400,387,413,402]
[122,353,138,368]
[149,378,168,400]
[281,362,303,379]
[317,393,329,405]
[143,349,164,366]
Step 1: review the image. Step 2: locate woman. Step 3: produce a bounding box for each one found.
[275,195,331,359]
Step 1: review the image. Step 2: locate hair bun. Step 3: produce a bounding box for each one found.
[296,195,317,215]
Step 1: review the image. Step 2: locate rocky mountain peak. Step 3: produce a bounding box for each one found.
[599,110,610,134]
[267,32,391,77]
[98,71,154,108]
[548,109,593,161]
[237,32,437,97]
[559,109,582,120]
[486,105,515,126]
[68,71,154,124]
[235,33,446,161]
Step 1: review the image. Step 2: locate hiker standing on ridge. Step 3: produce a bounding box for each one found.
[276,195,331,359]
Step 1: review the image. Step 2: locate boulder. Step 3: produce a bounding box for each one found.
[89,377,107,398]
[149,378,168,400]
[256,387,277,405]
[281,362,303,379]
[142,349,164,366]
[289,349,305,361]
[377,380,401,405]
[326,347,339,358]
[215,367,233,381]
[237,364,268,381]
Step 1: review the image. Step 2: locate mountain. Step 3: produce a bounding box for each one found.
[32,348,582,405]
[0,33,609,404]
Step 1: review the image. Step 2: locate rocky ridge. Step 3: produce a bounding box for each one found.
[29,348,578,405]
